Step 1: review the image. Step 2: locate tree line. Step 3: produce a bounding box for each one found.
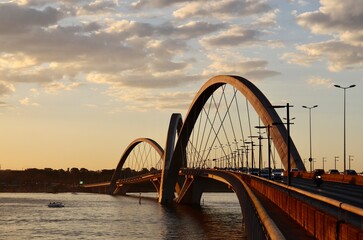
[0,168,114,193]
[0,167,161,193]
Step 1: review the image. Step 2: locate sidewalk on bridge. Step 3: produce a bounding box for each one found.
[252,189,315,239]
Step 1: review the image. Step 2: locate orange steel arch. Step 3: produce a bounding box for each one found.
[160,75,305,204]
[109,138,164,194]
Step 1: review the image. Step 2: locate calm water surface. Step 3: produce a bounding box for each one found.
[0,192,245,239]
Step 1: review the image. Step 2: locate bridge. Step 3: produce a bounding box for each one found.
[83,75,363,240]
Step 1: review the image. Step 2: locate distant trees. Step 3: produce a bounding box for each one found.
[0,168,115,192]
[0,167,160,192]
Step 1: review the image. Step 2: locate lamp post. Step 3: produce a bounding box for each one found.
[322,157,326,171]
[232,139,238,169]
[272,103,294,186]
[349,155,354,170]
[255,125,271,179]
[334,156,339,170]
[334,84,356,174]
[245,145,249,170]
[245,140,255,172]
[302,105,318,172]
[237,147,244,170]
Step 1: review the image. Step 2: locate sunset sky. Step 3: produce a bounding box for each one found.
[0,0,362,172]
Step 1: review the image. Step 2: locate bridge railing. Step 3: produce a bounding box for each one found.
[237,174,286,240]
[116,170,162,184]
[245,175,363,240]
[290,171,363,186]
[182,168,285,240]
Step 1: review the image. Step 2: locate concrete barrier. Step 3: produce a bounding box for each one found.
[247,176,363,240]
[288,171,363,186]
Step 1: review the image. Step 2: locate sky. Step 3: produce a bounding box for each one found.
[0,0,362,172]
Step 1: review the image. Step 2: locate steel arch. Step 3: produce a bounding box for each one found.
[160,75,305,204]
[109,137,164,194]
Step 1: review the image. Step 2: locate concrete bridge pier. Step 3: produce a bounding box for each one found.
[176,175,205,205]
[113,184,130,195]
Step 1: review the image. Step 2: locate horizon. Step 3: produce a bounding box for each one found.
[0,1,362,172]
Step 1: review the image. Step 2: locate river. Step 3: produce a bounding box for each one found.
[0,192,246,239]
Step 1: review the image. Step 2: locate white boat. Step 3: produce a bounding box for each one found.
[48,202,65,208]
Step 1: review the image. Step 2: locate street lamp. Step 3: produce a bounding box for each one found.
[302,105,318,172]
[334,84,356,174]
[244,145,249,170]
[272,103,294,186]
[322,157,326,171]
[349,155,354,170]
[334,156,339,170]
[244,140,255,172]
[247,135,259,173]
[255,125,271,179]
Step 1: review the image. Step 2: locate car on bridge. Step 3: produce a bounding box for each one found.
[344,169,357,175]
[248,168,259,176]
[259,168,270,179]
[327,169,340,174]
[271,168,284,180]
[313,169,325,176]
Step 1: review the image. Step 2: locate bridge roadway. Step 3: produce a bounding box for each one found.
[286,177,363,209]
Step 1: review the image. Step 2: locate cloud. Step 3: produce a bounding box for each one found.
[104,19,226,41]
[282,41,363,71]
[44,82,82,93]
[284,0,363,72]
[19,97,39,106]
[131,0,186,9]
[307,76,332,86]
[174,21,227,39]
[0,0,281,111]
[173,0,270,19]
[257,9,280,27]
[105,86,195,111]
[0,53,37,69]
[296,0,363,35]
[86,72,201,89]
[79,0,119,14]
[0,81,15,96]
[200,26,262,47]
[200,24,282,49]
[0,101,7,107]
[202,52,280,80]
[0,3,64,34]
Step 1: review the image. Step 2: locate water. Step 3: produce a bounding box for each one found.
[0,192,245,239]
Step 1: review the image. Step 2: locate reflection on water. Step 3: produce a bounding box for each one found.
[0,192,245,239]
